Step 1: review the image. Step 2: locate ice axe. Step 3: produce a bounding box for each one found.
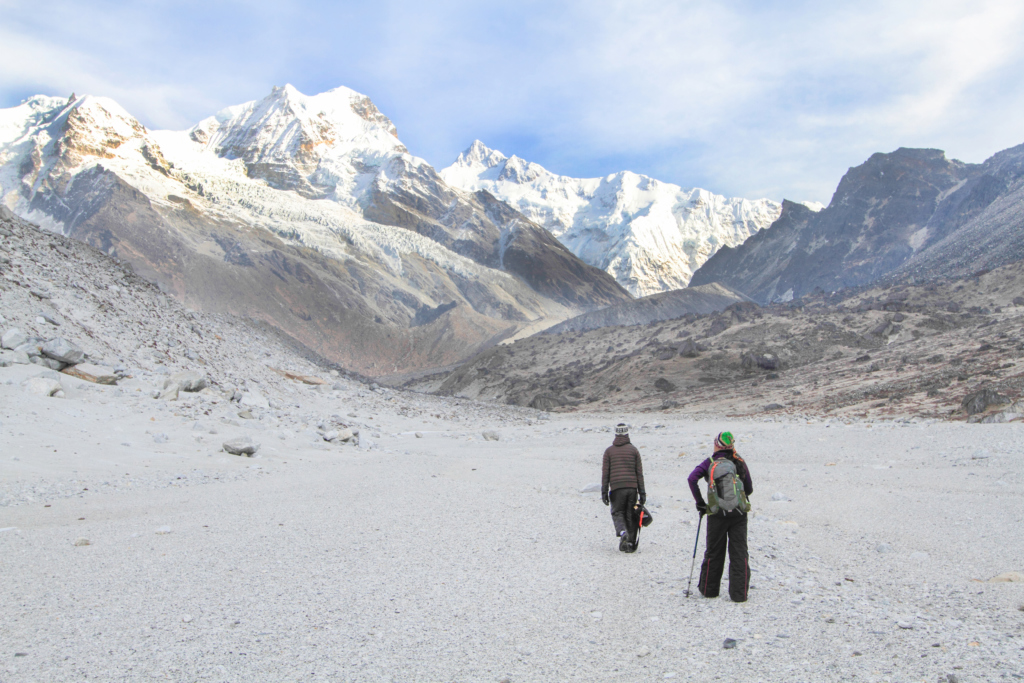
[684,512,705,597]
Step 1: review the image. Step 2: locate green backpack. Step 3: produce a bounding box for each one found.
[706,456,751,515]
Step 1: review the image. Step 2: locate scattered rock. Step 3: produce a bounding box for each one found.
[741,352,779,371]
[723,638,737,649]
[155,526,172,535]
[29,288,51,299]
[988,572,1023,583]
[764,403,785,411]
[1,327,28,350]
[238,410,254,419]
[415,432,423,438]
[876,543,893,553]
[61,363,118,385]
[153,433,170,444]
[159,383,180,401]
[41,337,85,365]
[25,377,63,398]
[73,538,91,546]
[580,483,602,493]
[771,492,790,501]
[166,370,207,392]
[897,620,913,629]
[240,390,270,409]
[323,430,340,442]
[223,438,259,456]
[637,646,651,657]
[482,430,500,441]
[182,615,193,623]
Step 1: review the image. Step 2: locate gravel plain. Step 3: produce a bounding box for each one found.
[2,194,1023,683]
[3,377,1023,682]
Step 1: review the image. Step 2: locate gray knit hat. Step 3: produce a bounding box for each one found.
[614,423,629,436]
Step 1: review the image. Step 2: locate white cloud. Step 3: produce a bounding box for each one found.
[2,0,1022,203]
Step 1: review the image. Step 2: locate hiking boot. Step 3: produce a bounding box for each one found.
[618,531,629,552]
[624,540,637,554]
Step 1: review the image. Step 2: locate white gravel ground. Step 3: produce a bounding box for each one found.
[3,365,1023,682]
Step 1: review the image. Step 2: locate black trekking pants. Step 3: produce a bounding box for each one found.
[698,510,749,602]
[609,488,638,544]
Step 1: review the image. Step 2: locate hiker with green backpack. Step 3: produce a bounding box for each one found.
[687,431,753,602]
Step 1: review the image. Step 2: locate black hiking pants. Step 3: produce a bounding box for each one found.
[609,488,638,544]
[698,509,749,602]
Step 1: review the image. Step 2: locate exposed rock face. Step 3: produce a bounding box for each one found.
[0,86,629,377]
[897,143,1024,280]
[542,283,751,335]
[690,146,1024,302]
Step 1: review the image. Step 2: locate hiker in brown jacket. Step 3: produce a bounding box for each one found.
[601,423,646,553]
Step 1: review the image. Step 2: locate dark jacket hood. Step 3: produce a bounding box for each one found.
[613,435,631,447]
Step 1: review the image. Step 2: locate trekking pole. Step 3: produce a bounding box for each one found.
[684,512,705,597]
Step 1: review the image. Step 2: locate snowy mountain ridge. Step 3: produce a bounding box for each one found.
[440,140,785,297]
[0,85,630,375]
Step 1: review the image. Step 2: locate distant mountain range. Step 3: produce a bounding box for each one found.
[4,82,1022,376]
[0,85,629,376]
[440,140,788,297]
[690,145,1024,302]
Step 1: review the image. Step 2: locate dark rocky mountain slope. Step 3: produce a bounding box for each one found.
[692,145,1024,302]
[411,261,1024,422]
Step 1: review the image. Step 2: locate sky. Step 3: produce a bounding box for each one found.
[2,0,1023,204]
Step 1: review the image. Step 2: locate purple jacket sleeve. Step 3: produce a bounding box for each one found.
[687,459,709,505]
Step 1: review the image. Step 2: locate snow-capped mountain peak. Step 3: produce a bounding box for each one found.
[458,139,506,168]
[184,84,407,199]
[440,143,782,296]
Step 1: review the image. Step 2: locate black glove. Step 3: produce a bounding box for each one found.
[638,492,646,506]
[696,501,707,516]
[602,492,609,506]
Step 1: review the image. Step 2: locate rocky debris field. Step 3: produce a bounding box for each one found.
[419,261,1024,424]
[2,210,1023,682]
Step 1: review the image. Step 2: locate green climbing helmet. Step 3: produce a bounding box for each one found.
[715,431,735,450]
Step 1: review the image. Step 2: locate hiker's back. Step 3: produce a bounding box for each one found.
[707,457,750,515]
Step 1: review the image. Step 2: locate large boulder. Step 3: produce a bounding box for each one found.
[1,328,27,350]
[25,377,64,398]
[0,349,30,366]
[165,370,208,392]
[62,363,118,385]
[961,388,1010,416]
[33,356,65,371]
[678,338,701,358]
[654,377,677,392]
[41,338,85,365]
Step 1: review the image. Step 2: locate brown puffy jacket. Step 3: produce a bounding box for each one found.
[602,435,645,495]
